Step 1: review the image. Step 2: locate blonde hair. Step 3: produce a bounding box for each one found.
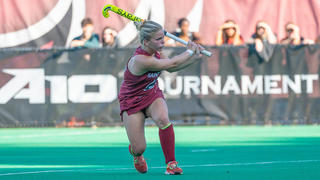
[134,20,163,44]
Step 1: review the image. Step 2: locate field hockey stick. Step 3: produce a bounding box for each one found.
[102,4,212,57]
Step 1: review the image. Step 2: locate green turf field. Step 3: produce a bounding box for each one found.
[0,125,319,179]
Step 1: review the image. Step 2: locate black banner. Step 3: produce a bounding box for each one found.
[0,45,320,127]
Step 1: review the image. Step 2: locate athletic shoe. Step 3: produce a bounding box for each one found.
[133,155,148,173]
[165,161,183,175]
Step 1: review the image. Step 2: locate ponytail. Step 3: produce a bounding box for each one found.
[134,20,163,44]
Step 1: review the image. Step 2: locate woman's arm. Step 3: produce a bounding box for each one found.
[166,55,199,72]
[70,39,85,47]
[129,50,194,75]
[128,41,203,75]
[215,30,224,45]
[158,50,197,72]
[261,23,277,43]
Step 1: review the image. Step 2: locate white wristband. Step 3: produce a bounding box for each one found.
[186,49,194,56]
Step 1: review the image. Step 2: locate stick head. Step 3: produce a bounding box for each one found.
[102,4,113,18]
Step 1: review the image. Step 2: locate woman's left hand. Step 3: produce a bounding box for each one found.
[195,44,205,57]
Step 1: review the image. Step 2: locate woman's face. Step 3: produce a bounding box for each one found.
[180,20,190,34]
[146,29,165,51]
[223,22,236,37]
[225,27,236,37]
[103,29,115,43]
[256,26,265,36]
[286,24,296,38]
[82,24,94,39]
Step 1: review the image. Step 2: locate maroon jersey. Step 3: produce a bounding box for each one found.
[118,47,164,117]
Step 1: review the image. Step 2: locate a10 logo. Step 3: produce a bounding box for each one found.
[0,69,117,104]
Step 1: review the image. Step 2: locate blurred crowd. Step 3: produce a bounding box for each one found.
[70,17,320,50]
[70,17,118,49]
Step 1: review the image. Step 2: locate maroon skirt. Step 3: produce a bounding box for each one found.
[118,88,164,120]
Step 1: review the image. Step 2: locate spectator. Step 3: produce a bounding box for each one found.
[101,26,118,48]
[280,22,314,45]
[165,18,203,46]
[215,20,244,45]
[70,17,100,48]
[248,21,277,49]
[248,21,277,62]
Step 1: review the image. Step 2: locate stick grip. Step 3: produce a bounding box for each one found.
[164,31,212,57]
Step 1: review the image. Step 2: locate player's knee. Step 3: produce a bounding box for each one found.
[156,115,170,129]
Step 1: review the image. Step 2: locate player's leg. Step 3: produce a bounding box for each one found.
[146,98,183,175]
[122,111,148,173]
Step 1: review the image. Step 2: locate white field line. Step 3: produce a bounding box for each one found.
[0,129,120,139]
[191,149,217,152]
[0,169,77,176]
[0,159,319,176]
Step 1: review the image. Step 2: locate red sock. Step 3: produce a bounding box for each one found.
[159,123,176,164]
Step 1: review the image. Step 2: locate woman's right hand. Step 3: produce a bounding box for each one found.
[195,44,205,57]
[187,40,197,52]
[187,40,204,57]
